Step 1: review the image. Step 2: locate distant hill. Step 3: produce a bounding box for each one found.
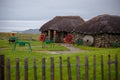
[13,29,40,34]
[22,29,40,34]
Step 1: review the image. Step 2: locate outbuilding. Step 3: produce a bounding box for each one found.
[75,14,120,47]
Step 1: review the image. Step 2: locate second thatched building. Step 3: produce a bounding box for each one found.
[75,14,120,47]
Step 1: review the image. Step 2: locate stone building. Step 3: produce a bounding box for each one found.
[75,14,120,47]
[40,16,84,42]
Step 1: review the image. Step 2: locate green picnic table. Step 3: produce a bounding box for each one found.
[42,40,54,48]
[12,41,32,52]
[9,36,18,44]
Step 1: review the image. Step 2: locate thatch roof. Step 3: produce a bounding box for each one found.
[40,16,84,32]
[75,14,120,34]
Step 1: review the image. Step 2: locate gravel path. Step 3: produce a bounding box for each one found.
[47,44,86,54]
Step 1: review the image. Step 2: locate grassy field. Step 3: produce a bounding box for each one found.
[0,33,120,80]
[0,32,40,41]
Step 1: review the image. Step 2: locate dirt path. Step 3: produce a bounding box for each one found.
[47,44,86,54]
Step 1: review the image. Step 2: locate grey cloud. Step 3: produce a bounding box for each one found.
[0,20,47,32]
[0,0,120,20]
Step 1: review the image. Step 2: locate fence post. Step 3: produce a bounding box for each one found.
[6,58,11,80]
[108,55,111,80]
[85,55,88,80]
[67,57,72,80]
[0,55,4,80]
[115,54,118,80]
[59,56,63,80]
[93,55,96,80]
[76,56,80,80]
[42,57,46,80]
[33,58,37,80]
[16,58,20,80]
[101,55,104,80]
[24,58,28,80]
[50,57,54,80]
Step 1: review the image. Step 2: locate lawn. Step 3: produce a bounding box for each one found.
[0,39,120,80]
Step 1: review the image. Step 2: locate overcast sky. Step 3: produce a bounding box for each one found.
[0,0,120,32]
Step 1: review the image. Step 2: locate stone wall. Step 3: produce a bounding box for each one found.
[94,34,120,47]
[74,33,84,40]
[94,34,108,47]
[76,33,120,47]
[109,34,120,46]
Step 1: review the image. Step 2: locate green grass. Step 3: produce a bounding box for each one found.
[0,39,120,80]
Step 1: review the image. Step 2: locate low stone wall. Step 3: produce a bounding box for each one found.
[94,34,107,47]
[74,33,84,40]
[76,33,120,47]
[109,34,120,47]
[94,34,120,47]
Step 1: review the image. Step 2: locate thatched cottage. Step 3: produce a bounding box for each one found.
[75,14,120,47]
[40,16,84,42]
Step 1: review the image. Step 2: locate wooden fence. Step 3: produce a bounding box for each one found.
[0,54,119,80]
